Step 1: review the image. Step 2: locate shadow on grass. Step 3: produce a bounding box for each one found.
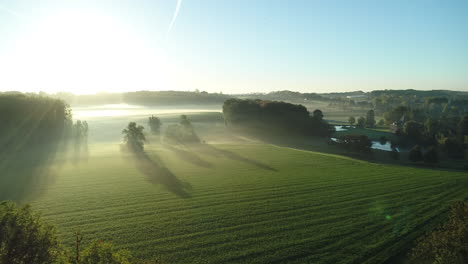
[0,142,62,202]
[123,146,192,198]
[192,143,277,171]
[164,144,213,168]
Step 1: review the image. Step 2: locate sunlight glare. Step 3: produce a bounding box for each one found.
[0,9,174,94]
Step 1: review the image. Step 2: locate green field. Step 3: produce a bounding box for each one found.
[25,145,467,262]
[4,110,468,263]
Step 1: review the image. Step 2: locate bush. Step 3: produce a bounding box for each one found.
[423,146,439,165]
[389,149,400,160]
[409,145,423,162]
[0,201,66,264]
[81,241,132,264]
[411,201,468,264]
[356,117,366,128]
[0,201,134,264]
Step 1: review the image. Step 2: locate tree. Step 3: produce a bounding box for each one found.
[409,145,423,162]
[122,122,146,152]
[366,110,376,127]
[411,201,468,264]
[378,119,385,126]
[0,201,65,264]
[424,118,439,138]
[404,121,424,141]
[164,115,200,143]
[423,146,439,165]
[458,115,468,143]
[180,115,192,129]
[348,116,355,125]
[148,115,162,134]
[312,109,324,121]
[356,117,366,128]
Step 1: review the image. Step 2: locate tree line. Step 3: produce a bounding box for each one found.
[223,98,334,137]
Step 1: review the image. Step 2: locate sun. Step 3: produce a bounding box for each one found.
[0,9,173,94]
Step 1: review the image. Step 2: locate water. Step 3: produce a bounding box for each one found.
[330,137,399,152]
[334,125,350,131]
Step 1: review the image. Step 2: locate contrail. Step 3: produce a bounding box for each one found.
[167,0,182,35]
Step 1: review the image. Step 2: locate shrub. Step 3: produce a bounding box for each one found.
[0,201,66,264]
[423,146,439,165]
[409,145,423,162]
[411,201,468,264]
[356,117,366,128]
[389,149,400,160]
[81,240,132,264]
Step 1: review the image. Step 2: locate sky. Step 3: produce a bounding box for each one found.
[0,0,467,94]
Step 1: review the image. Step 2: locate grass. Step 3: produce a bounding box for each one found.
[3,109,467,263]
[21,140,468,264]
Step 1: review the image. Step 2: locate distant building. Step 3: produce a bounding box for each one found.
[390,115,407,133]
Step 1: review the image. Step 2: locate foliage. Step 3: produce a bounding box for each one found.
[409,145,423,162]
[356,117,366,128]
[423,146,439,165]
[411,201,468,264]
[0,201,65,264]
[148,116,162,134]
[348,116,355,125]
[80,241,132,264]
[389,148,400,160]
[335,134,372,152]
[383,106,409,124]
[164,115,200,143]
[404,121,424,141]
[0,93,71,149]
[366,110,376,127]
[122,122,146,152]
[458,115,468,142]
[223,99,333,137]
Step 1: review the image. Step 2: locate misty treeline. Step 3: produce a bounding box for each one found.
[0,93,88,153]
[53,90,231,106]
[223,99,334,137]
[123,115,200,152]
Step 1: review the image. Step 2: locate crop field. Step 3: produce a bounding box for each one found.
[22,142,466,263]
[4,110,468,264]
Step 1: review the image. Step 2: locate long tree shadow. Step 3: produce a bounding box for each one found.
[192,143,277,171]
[125,147,192,198]
[0,141,62,202]
[164,144,213,168]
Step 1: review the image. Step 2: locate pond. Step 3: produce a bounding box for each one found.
[330,138,400,152]
[334,125,350,131]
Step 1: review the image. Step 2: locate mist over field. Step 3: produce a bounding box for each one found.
[1,1,468,263]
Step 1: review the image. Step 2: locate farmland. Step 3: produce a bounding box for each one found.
[9,109,465,263]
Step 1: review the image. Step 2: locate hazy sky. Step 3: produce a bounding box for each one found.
[0,0,467,94]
